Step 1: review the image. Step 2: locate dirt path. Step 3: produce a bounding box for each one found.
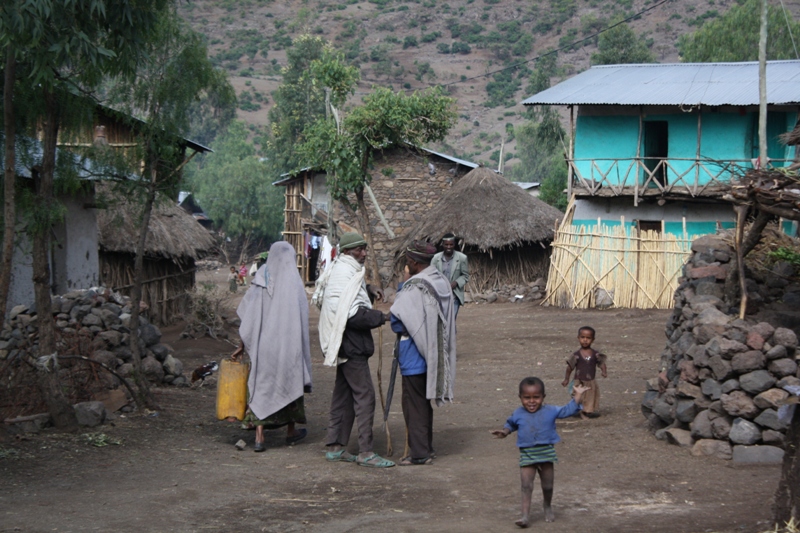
[0,277,781,532]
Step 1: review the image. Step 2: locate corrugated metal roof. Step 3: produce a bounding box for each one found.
[420,147,479,169]
[521,60,800,107]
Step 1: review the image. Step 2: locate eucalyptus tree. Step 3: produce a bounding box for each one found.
[1,0,170,428]
[679,0,800,62]
[105,11,234,409]
[187,121,283,248]
[590,21,655,65]
[268,35,359,174]
[298,86,458,285]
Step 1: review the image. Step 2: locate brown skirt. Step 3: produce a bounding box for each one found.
[243,396,306,429]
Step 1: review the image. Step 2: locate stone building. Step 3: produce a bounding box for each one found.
[274,146,476,284]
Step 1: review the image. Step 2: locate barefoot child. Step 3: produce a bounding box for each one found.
[561,326,607,419]
[228,266,239,293]
[492,377,589,528]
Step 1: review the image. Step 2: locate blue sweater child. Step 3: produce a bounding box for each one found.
[492,377,589,528]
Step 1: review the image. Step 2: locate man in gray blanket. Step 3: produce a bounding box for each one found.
[315,232,395,468]
[390,241,457,465]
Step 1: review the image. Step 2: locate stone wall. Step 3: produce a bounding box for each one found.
[1,287,188,423]
[641,234,800,462]
[333,149,473,284]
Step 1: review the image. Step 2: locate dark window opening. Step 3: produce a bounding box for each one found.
[643,121,668,186]
[636,220,662,233]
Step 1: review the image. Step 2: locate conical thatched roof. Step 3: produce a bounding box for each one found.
[399,166,563,252]
[98,194,215,261]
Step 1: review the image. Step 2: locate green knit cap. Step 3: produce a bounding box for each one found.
[339,232,367,250]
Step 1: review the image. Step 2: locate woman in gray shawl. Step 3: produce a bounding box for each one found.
[231,241,312,452]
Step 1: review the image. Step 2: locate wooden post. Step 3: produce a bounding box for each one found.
[695,108,702,194]
[635,107,643,206]
[568,105,574,198]
[758,0,768,169]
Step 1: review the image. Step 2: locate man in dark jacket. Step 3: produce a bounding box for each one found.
[321,232,395,468]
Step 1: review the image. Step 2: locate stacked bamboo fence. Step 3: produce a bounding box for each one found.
[545,223,691,309]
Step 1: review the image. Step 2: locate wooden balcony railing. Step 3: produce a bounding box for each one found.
[569,157,793,204]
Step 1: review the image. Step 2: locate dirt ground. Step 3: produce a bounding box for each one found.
[0,268,783,533]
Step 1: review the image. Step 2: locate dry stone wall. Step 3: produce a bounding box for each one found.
[641,234,800,463]
[1,287,188,428]
[333,150,472,284]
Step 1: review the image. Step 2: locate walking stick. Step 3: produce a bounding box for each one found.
[376,326,393,456]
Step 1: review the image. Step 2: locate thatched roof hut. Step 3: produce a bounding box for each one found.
[97,195,215,325]
[395,166,563,293]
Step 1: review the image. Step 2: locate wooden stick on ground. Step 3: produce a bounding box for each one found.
[376,326,393,456]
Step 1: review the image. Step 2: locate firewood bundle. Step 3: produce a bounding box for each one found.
[728,169,800,221]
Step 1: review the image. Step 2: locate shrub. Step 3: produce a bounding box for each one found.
[437,43,451,54]
[403,36,419,49]
[421,31,442,43]
[452,41,471,54]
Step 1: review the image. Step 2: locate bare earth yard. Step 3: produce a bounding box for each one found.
[0,270,781,532]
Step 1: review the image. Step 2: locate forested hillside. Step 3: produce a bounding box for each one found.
[177,0,800,176]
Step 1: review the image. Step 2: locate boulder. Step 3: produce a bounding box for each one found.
[74,401,107,427]
[753,409,788,431]
[691,235,732,254]
[701,379,722,400]
[739,370,777,395]
[676,381,702,398]
[768,358,798,378]
[753,388,790,410]
[731,445,785,464]
[708,355,734,381]
[675,399,698,423]
[751,322,775,342]
[761,430,785,446]
[720,391,759,419]
[728,418,761,445]
[141,355,165,382]
[678,359,699,382]
[90,350,118,369]
[665,428,694,448]
[777,376,800,389]
[746,331,765,351]
[696,307,731,328]
[731,350,766,374]
[139,323,162,347]
[711,415,733,439]
[706,338,747,360]
[690,409,714,439]
[721,379,740,393]
[695,281,725,299]
[652,397,674,424]
[691,439,732,460]
[163,354,183,377]
[773,327,798,349]
[765,345,788,360]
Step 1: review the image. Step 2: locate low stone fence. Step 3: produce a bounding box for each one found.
[2,287,189,429]
[641,234,799,462]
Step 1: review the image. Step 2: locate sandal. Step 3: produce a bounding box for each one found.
[325,449,357,463]
[399,456,433,466]
[285,428,307,446]
[254,441,266,453]
[356,453,395,468]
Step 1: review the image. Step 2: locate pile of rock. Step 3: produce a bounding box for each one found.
[1,287,188,387]
[467,278,547,304]
[641,234,800,462]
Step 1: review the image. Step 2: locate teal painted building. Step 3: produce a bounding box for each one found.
[522,61,800,239]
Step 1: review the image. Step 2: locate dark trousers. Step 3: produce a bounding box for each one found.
[325,357,375,454]
[454,299,461,319]
[402,373,433,460]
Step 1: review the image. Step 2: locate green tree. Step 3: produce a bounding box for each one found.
[105,10,234,409]
[1,0,171,428]
[506,108,568,210]
[591,22,655,65]
[187,121,284,244]
[298,87,457,285]
[268,35,359,174]
[679,0,800,61]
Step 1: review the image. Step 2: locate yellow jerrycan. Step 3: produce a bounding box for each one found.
[216,359,250,421]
